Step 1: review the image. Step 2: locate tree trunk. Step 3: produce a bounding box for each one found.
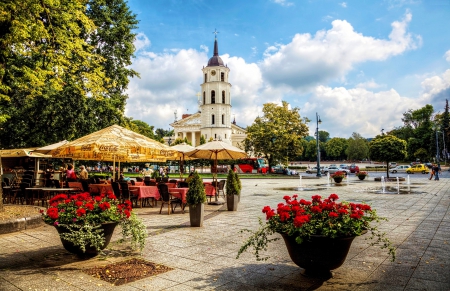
[386,161,390,178]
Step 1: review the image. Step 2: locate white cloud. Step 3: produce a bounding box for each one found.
[134,33,151,52]
[420,69,450,105]
[340,2,347,8]
[322,15,333,22]
[302,86,422,138]
[272,0,294,7]
[200,44,208,53]
[260,12,421,90]
[445,50,450,62]
[356,80,383,89]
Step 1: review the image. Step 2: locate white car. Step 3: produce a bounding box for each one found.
[389,165,411,173]
[324,166,350,175]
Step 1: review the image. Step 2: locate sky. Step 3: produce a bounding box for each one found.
[124,0,450,138]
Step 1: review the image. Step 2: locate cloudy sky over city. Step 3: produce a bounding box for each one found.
[124,0,450,138]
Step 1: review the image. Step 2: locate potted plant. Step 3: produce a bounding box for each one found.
[355,171,369,180]
[237,194,395,278]
[186,171,206,227]
[41,192,147,256]
[225,169,241,211]
[331,171,346,183]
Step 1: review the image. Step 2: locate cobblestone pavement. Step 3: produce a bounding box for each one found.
[0,171,449,290]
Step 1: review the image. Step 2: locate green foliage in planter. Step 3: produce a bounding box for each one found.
[226,169,241,195]
[186,172,206,205]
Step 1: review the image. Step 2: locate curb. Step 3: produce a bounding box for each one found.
[0,205,44,235]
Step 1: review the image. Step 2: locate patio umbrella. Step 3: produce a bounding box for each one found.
[170,143,196,179]
[34,140,69,154]
[185,140,247,204]
[50,125,178,181]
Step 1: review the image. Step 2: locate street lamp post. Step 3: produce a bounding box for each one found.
[168,137,172,146]
[432,124,440,164]
[442,130,447,164]
[316,112,322,177]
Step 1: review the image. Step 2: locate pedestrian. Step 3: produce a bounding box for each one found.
[429,164,435,180]
[433,164,441,181]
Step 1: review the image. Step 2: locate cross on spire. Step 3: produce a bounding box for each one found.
[213,29,219,39]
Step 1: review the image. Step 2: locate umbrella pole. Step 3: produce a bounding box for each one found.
[113,155,116,182]
[208,151,223,205]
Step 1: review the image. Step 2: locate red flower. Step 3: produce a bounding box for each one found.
[350,213,361,219]
[266,209,275,219]
[293,214,310,227]
[338,208,348,215]
[328,194,339,201]
[47,207,59,220]
[283,195,291,203]
[124,209,131,218]
[108,193,117,200]
[329,212,338,218]
[262,206,272,213]
[99,202,110,211]
[279,211,290,222]
[94,196,102,202]
[75,201,83,207]
[76,208,86,217]
[312,195,322,202]
[311,206,322,213]
[85,203,94,211]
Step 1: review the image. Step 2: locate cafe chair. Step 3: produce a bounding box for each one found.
[169,179,177,183]
[119,182,138,206]
[218,180,226,198]
[178,181,189,188]
[2,181,11,204]
[3,177,10,186]
[11,182,29,204]
[157,184,181,215]
[111,182,122,199]
[130,180,136,186]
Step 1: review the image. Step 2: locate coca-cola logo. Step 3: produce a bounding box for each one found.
[99,145,118,152]
[81,145,93,151]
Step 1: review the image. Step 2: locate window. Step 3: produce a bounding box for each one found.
[205,134,207,139]
[204,73,207,83]
[221,72,224,82]
[211,90,215,104]
[222,114,225,124]
[203,91,205,105]
[215,134,217,139]
[211,114,215,125]
[225,134,227,139]
[222,91,225,103]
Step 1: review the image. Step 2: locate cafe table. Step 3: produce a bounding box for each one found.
[128,185,161,207]
[68,182,84,191]
[168,187,188,213]
[89,184,113,195]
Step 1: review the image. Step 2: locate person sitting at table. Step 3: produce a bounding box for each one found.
[66,164,77,182]
[79,165,89,180]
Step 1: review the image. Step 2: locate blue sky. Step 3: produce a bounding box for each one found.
[124,0,450,138]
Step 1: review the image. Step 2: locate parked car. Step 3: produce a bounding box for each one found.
[389,162,397,168]
[349,164,360,173]
[339,164,349,170]
[389,165,411,173]
[305,166,328,174]
[325,166,350,175]
[406,164,430,174]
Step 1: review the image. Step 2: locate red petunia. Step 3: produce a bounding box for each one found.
[311,206,322,213]
[262,206,272,213]
[94,196,102,202]
[76,208,86,217]
[124,209,131,218]
[279,211,290,222]
[266,209,275,220]
[338,208,348,215]
[47,207,59,220]
[293,214,310,227]
[329,212,339,218]
[328,194,339,201]
[75,201,83,207]
[99,202,110,210]
[85,203,94,211]
[108,193,117,200]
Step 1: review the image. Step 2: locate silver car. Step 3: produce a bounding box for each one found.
[389,165,411,173]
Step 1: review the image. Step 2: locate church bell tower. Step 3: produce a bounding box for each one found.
[200,30,232,143]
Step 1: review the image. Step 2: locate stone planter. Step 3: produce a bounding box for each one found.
[55,222,118,257]
[189,203,204,227]
[226,194,239,211]
[280,232,359,278]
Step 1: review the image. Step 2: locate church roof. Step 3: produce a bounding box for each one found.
[170,112,201,127]
[207,37,224,67]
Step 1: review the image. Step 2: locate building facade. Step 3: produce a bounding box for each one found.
[169,34,246,148]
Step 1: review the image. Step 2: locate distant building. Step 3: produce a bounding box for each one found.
[168,33,247,148]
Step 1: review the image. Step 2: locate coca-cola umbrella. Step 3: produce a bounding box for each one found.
[185,140,247,204]
[50,124,178,181]
[169,143,196,179]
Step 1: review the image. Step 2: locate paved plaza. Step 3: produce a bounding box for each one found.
[0,171,449,290]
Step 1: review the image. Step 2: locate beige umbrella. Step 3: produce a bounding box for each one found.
[51,125,178,181]
[34,140,69,154]
[185,140,247,204]
[170,143,196,179]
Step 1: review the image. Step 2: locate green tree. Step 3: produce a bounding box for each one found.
[243,101,309,169]
[325,138,348,160]
[0,0,139,148]
[200,135,206,145]
[346,132,369,161]
[318,130,330,143]
[304,139,318,160]
[369,135,407,178]
[130,120,156,139]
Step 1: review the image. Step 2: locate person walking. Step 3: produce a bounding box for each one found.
[433,164,441,181]
[429,164,435,180]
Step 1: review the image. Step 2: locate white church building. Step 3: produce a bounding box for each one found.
[168,34,247,148]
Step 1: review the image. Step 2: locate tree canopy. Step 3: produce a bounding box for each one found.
[244,101,309,168]
[346,132,369,161]
[369,135,407,177]
[325,137,348,160]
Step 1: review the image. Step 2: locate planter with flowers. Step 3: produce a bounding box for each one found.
[42,192,147,256]
[330,171,346,183]
[237,194,395,278]
[355,171,369,180]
